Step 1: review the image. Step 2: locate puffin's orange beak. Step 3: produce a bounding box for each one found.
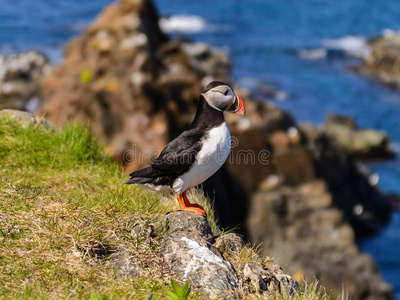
[233,94,245,115]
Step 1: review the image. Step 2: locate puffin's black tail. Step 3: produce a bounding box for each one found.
[125,166,159,185]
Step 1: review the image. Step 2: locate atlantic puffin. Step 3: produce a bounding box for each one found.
[125,81,245,216]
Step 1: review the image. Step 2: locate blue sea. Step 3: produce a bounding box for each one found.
[2,0,400,296]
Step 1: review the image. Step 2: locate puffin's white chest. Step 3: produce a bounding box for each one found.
[173,122,231,194]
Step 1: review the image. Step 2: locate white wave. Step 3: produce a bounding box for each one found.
[322,35,371,58]
[297,48,327,60]
[159,15,210,34]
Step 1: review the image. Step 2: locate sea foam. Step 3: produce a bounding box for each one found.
[159,15,209,34]
[322,35,371,58]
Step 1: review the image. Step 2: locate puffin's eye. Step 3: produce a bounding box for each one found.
[223,90,229,96]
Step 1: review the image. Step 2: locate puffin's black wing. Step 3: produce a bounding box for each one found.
[125,128,204,186]
[152,129,204,174]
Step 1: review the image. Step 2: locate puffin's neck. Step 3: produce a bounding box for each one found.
[190,95,225,130]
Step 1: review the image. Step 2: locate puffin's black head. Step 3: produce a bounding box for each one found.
[201,81,245,115]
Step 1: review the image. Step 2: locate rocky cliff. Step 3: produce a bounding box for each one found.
[357,32,400,90]
[35,0,395,298]
[0,51,52,111]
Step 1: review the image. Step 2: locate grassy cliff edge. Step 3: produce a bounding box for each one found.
[0,114,327,299]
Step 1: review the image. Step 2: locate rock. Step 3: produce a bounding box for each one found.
[163,212,238,299]
[215,233,244,253]
[321,114,394,160]
[303,124,393,236]
[357,33,400,90]
[38,0,202,168]
[163,211,214,243]
[247,180,394,300]
[181,41,231,80]
[162,211,239,299]
[243,263,268,292]
[0,51,52,111]
[243,263,298,295]
[162,211,297,299]
[326,114,358,129]
[0,109,53,129]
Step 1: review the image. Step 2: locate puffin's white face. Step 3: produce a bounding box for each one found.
[202,82,245,115]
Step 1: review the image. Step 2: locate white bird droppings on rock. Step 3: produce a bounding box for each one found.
[180,237,235,283]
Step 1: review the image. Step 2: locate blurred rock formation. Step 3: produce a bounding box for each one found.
[310,114,395,160]
[0,51,52,111]
[358,32,400,90]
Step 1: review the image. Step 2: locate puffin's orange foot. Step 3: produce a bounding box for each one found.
[182,191,205,210]
[181,206,207,217]
[176,192,207,217]
[186,203,205,210]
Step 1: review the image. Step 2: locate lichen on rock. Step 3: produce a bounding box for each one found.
[0,109,53,129]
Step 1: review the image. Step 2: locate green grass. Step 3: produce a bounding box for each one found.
[0,117,329,299]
